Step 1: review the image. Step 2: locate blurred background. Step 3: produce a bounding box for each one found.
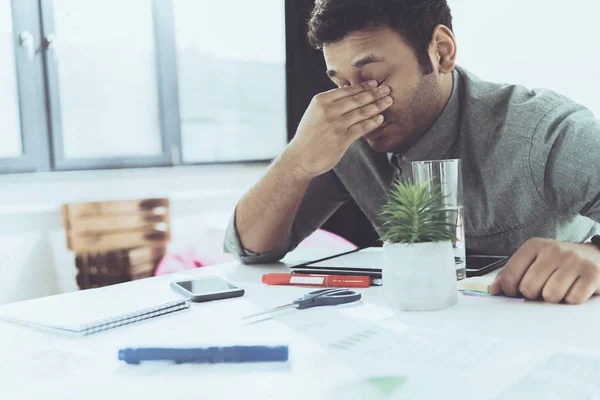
[0,0,598,304]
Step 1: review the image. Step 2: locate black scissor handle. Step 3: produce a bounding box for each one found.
[293,288,362,310]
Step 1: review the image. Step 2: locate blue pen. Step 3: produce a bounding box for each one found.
[118,345,289,365]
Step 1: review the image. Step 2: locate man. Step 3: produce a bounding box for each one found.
[225,0,600,304]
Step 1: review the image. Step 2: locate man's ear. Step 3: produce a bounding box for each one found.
[431,24,457,74]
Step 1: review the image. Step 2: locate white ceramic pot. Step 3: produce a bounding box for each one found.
[382,241,457,311]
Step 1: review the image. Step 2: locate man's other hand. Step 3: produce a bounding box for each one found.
[284,81,393,179]
[489,238,600,304]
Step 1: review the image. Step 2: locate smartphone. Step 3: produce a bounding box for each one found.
[466,255,508,277]
[170,276,245,303]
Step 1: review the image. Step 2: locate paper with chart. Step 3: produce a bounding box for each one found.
[494,353,600,400]
[277,312,600,399]
[0,340,117,399]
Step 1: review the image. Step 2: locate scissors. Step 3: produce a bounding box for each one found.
[242,288,362,320]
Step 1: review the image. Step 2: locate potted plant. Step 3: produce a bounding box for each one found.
[379,180,457,311]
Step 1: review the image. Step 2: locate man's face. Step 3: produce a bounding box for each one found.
[323,26,444,153]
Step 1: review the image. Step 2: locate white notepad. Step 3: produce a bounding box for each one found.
[0,282,190,335]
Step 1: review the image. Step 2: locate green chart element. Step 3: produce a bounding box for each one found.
[367,376,408,396]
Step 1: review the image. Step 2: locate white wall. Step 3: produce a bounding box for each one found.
[450,0,600,116]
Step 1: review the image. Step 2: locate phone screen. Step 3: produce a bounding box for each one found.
[175,276,239,295]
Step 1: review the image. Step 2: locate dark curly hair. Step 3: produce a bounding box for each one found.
[307,0,453,75]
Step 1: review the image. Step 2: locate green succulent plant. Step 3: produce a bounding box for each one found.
[379,180,457,244]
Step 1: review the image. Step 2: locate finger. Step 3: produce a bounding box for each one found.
[540,266,579,303]
[517,256,560,300]
[334,85,391,115]
[323,80,379,102]
[496,242,539,297]
[564,262,600,304]
[488,272,504,295]
[564,277,597,305]
[342,96,394,128]
[346,115,385,140]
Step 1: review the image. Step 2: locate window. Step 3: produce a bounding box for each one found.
[0,0,287,174]
[42,0,176,170]
[50,0,163,160]
[172,0,287,163]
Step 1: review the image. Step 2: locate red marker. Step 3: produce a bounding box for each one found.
[261,273,371,288]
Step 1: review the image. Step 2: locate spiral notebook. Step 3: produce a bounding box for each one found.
[0,282,190,335]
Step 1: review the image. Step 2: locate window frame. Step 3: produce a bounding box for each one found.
[0,0,51,174]
[39,0,182,171]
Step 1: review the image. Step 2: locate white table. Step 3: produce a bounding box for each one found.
[2,251,600,400]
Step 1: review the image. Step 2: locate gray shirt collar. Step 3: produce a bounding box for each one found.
[389,69,461,167]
